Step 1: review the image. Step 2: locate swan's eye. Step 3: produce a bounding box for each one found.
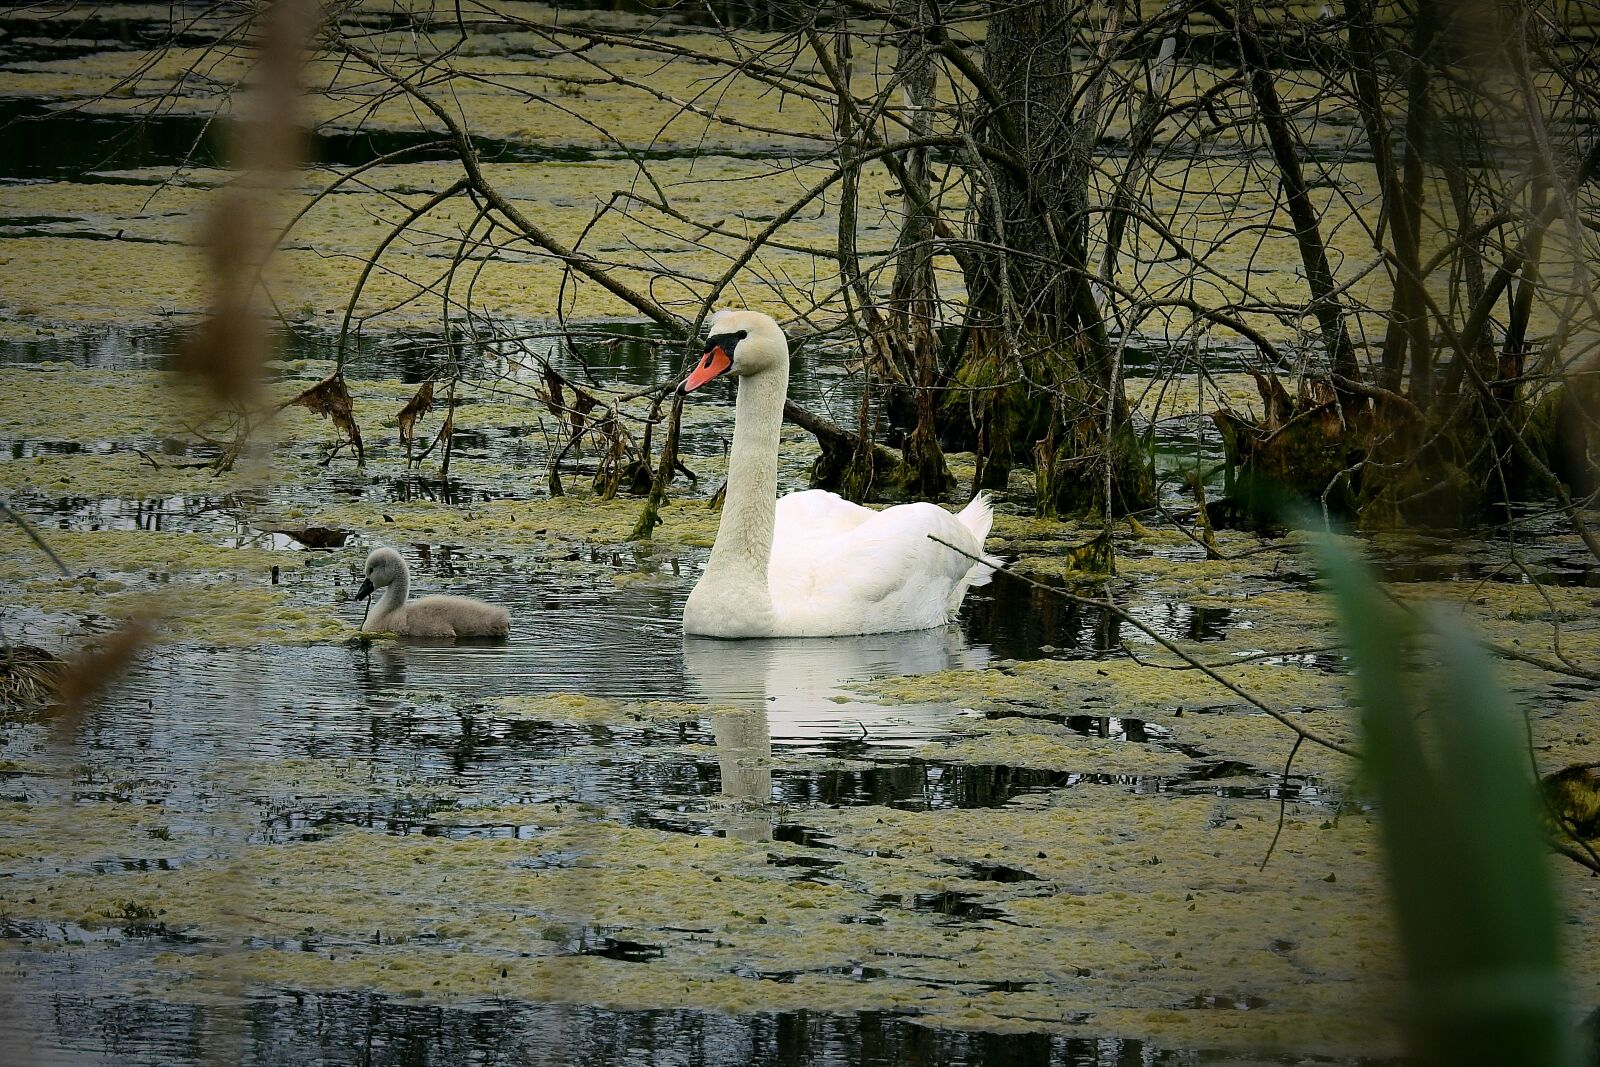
[735,331,747,340]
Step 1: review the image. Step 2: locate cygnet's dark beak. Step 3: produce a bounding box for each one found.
[354,578,375,601]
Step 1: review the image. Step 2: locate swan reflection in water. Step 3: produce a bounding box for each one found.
[682,627,990,841]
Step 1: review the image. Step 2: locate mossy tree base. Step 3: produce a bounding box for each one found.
[1526,372,1600,499]
[1034,419,1156,520]
[941,332,1154,518]
[807,429,957,504]
[1212,386,1372,528]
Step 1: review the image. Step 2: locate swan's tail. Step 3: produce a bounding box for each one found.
[948,493,1005,614]
[956,491,995,547]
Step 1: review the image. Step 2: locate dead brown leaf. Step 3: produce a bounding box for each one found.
[570,388,598,438]
[286,373,365,463]
[398,379,436,447]
[541,366,567,422]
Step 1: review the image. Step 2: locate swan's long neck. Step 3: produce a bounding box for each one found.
[705,365,787,587]
[374,567,409,622]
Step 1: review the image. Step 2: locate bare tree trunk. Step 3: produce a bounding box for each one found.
[1438,119,1494,400]
[1100,35,1176,295]
[1397,0,1438,409]
[1346,0,1428,400]
[805,5,954,503]
[945,0,1152,517]
[886,0,955,499]
[830,14,880,502]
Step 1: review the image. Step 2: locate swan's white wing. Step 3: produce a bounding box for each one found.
[770,501,985,634]
[772,489,876,545]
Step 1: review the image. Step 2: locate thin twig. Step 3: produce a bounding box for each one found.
[1,497,72,578]
[1259,735,1305,871]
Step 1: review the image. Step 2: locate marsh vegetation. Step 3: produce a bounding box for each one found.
[1,1,1598,1064]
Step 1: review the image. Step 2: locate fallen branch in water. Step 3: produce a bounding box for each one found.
[1260,735,1305,871]
[782,399,903,474]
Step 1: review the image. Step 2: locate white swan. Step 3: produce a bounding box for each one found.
[680,310,997,638]
[353,547,510,638]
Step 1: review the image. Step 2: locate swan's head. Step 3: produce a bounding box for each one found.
[355,546,405,600]
[683,309,787,392]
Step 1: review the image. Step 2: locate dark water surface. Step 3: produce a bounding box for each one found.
[7,990,1372,1067]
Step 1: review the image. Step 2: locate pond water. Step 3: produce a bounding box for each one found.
[0,240,1588,1066]
[9,991,1356,1067]
[0,319,1379,1064]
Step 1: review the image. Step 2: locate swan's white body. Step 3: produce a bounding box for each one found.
[681,311,997,639]
[356,547,510,639]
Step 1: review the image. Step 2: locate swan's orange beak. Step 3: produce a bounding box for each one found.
[683,344,732,392]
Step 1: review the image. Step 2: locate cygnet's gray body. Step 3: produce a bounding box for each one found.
[355,547,510,638]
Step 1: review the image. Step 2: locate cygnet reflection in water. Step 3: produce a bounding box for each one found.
[683,627,989,841]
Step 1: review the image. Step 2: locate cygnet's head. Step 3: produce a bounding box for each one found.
[355,546,406,601]
[683,309,788,392]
